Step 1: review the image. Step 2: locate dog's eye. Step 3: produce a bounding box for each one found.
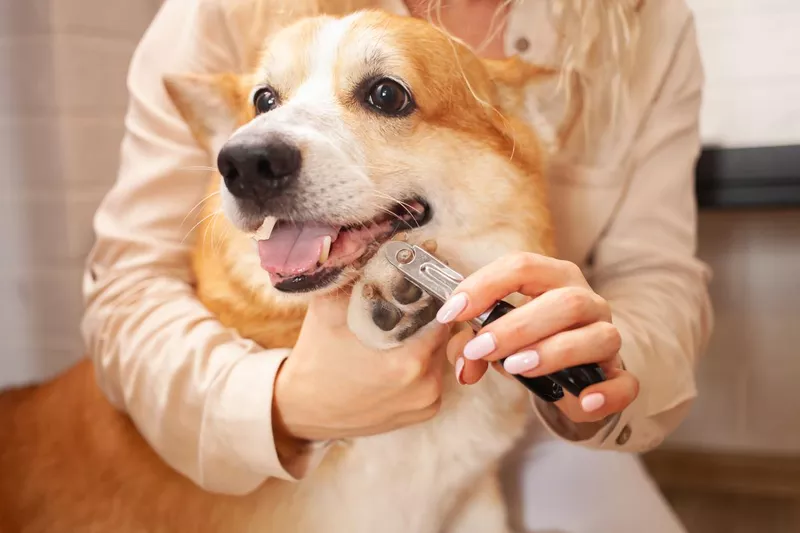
[366,79,412,116]
[253,87,278,115]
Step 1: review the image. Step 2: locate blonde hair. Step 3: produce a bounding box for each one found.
[549,0,642,137]
[410,0,642,146]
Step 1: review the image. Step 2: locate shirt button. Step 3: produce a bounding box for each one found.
[514,37,530,53]
[616,425,632,445]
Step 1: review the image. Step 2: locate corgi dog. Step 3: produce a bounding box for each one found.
[0,9,579,533]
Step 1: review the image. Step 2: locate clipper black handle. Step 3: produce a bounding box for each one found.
[482,301,606,402]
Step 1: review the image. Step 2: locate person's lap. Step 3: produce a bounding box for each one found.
[500,425,687,533]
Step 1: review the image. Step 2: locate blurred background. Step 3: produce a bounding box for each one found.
[0,0,798,531]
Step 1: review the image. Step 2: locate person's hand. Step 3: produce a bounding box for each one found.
[438,253,638,424]
[273,291,450,447]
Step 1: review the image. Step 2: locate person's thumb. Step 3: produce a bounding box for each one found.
[307,290,352,326]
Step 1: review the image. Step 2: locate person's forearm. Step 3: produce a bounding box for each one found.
[81,0,310,494]
[83,267,301,493]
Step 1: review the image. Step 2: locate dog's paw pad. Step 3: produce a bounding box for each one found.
[391,277,423,305]
[348,242,443,349]
[371,299,404,331]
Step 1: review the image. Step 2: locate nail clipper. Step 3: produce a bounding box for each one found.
[384,242,606,402]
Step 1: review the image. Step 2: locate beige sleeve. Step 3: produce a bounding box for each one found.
[532,15,713,452]
[81,0,324,494]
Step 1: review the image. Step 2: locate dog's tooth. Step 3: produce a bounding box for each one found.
[253,216,277,240]
[319,236,332,264]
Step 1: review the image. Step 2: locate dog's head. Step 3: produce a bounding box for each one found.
[165,10,559,298]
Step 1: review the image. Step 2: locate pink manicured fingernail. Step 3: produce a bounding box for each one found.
[503,351,540,374]
[581,393,605,413]
[436,293,468,324]
[463,332,496,360]
[455,357,465,385]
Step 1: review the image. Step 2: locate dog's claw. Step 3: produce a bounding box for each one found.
[421,239,438,254]
[362,283,379,300]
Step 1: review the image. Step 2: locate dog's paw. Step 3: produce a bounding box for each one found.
[347,239,442,350]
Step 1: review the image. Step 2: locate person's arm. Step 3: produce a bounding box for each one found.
[532,15,713,451]
[81,0,313,494]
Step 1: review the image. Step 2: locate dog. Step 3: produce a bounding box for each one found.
[0,10,579,533]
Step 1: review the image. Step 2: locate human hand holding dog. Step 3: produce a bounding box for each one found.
[439,253,639,424]
[273,292,450,447]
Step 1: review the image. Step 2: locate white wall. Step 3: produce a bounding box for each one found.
[688,0,800,148]
[0,0,161,386]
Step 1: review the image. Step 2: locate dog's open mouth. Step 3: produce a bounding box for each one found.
[255,199,430,293]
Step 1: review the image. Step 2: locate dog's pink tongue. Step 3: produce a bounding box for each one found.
[258,223,339,277]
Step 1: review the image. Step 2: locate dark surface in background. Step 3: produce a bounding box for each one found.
[696,145,800,209]
[665,489,800,533]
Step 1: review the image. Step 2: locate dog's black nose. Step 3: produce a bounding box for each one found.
[217,134,302,199]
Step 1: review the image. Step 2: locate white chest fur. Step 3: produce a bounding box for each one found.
[247,370,528,533]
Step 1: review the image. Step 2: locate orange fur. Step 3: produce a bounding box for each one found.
[0,11,562,533]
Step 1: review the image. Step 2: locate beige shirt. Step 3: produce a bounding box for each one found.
[82,0,713,495]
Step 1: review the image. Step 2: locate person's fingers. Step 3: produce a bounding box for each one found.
[458,286,611,363]
[446,328,488,385]
[446,328,474,366]
[435,253,588,325]
[383,323,451,388]
[402,320,451,353]
[460,359,489,385]
[553,367,639,424]
[506,321,622,377]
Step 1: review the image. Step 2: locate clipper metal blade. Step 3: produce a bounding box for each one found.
[384,242,491,331]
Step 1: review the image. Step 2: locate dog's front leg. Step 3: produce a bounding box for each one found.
[347,240,442,350]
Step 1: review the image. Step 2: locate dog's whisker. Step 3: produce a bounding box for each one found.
[210,212,224,258]
[370,191,418,216]
[310,135,416,184]
[211,212,232,260]
[218,224,233,255]
[353,214,382,248]
[201,219,213,261]
[181,191,221,229]
[201,211,224,262]
[367,201,424,233]
[181,211,218,244]
[369,203,406,225]
[369,192,422,225]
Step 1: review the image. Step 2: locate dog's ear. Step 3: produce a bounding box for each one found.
[163,72,253,155]
[484,58,582,152]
